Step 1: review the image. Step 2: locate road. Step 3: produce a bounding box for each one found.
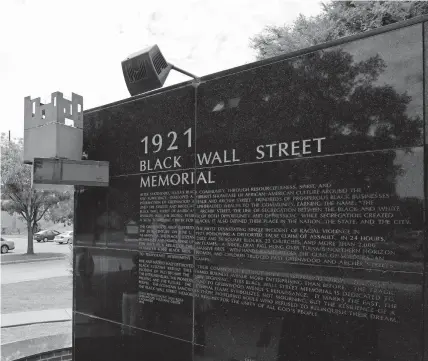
[1,235,70,256]
[0,235,72,351]
[1,258,71,284]
[1,235,71,284]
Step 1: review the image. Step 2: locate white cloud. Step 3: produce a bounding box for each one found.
[0,0,323,138]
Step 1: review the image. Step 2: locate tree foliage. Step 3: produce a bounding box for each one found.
[1,133,72,254]
[251,1,428,60]
[44,196,74,225]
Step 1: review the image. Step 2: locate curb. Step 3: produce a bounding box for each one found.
[1,309,72,329]
[1,256,66,265]
[1,319,72,329]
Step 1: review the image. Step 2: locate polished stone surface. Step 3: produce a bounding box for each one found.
[75,21,427,361]
[74,313,192,361]
[197,24,423,165]
[194,148,424,271]
[83,86,196,176]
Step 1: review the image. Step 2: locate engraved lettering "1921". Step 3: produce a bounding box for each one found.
[141,128,192,154]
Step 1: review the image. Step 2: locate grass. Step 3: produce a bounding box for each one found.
[1,276,72,314]
[1,253,66,264]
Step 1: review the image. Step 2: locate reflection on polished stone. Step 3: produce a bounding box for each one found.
[83,87,196,176]
[74,188,108,247]
[197,24,423,163]
[195,148,424,271]
[74,247,193,341]
[74,312,192,361]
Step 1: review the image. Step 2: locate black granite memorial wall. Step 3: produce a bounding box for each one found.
[74,17,428,361]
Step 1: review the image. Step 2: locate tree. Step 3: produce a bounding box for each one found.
[44,192,74,225]
[250,1,428,60]
[1,133,72,254]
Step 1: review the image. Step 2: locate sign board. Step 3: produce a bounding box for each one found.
[32,158,109,187]
[73,19,427,361]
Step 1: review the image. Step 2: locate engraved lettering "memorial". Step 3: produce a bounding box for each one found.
[140,170,215,188]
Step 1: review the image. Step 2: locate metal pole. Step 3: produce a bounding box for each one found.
[170,64,200,82]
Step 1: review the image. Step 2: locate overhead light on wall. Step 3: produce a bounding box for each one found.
[122,45,200,96]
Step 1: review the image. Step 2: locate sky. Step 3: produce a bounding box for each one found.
[0,0,323,139]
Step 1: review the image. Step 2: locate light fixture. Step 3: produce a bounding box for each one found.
[121,45,199,96]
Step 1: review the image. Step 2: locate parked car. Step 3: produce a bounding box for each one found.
[1,238,15,254]
[54,231,73,244]
[34,230,60,242]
